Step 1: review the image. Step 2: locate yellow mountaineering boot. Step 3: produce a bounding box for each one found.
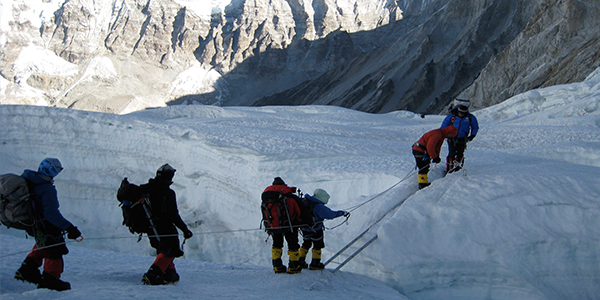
[298,247,309,269]
[418,174,430,189]
[272,248,286,274]
[287,250,302,274]
[309,249,325,270]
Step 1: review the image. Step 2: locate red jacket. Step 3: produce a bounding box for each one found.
[412,126,458,159]
[262,184,301,230]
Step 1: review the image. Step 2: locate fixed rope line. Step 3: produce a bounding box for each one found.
[0,227,262,259]
[324,163,442,271]
[0,240,70,259]
[0,224,313,259]
[343,165,418,213]
[323,164,432,229]
[2,220,348,259]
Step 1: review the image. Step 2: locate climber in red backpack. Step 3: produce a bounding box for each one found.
[261,177,302,274]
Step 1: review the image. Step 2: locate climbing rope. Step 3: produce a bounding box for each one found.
[343,165,421,213]
[0,228,266,259]
[319,164,426,230]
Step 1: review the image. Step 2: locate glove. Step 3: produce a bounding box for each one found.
[183,229,193,239]
[467,135,476,141]
[342,211,350,217]
[66,225,81,240]
[432,157,441,164]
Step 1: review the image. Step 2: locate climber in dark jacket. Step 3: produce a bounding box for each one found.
[140,164,193,285]
[15,158,82,291]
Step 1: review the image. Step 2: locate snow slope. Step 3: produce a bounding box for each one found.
[0,234,402,300]
[1,68,600,299]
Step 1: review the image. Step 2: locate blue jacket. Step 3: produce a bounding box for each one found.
[21,169,73,230]
[302,194,344,231]
[441,107,479,139]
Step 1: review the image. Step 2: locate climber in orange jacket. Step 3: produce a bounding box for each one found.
[412,125,458,189]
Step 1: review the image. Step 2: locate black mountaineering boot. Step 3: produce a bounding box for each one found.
[308,249,325,270]
[38,272,71,291]
[309,260,325,270]
[287,250,302,274]
[164,268,180,284]
[142,264,168,285]
[298,247,309,269]
[15,257,42,284]
[272,248,287,273]
[298,256,309,269]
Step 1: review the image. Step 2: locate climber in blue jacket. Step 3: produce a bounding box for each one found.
[16,158,82,291]
[441,99,479,174]
[298,189,349,270]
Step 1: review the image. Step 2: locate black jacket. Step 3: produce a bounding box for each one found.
[140,178,189,257]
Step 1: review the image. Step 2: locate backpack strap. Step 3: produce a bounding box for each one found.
[261,202,274,230]
[279,196,294,232]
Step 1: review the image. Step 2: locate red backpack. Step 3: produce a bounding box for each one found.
[261,190,296,233]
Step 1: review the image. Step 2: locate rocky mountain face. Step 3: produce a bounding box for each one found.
[461,0,600,110]
[0,0,598,114]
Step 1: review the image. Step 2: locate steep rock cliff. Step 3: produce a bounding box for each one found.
[1,0,598,114]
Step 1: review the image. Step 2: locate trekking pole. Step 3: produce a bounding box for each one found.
[282,198,294,232]
[142,198,160,242]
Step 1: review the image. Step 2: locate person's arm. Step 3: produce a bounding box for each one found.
[469,114,479,137]
[426,132,443,160]
[39,184,73,230]
[166,191,193,238]
[314,204,344,220]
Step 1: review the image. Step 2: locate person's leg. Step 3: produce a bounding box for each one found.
[309,230,326,270]
[454,141,467,171]
[142,253,179,285]
[285,230,301,274]
[299,230,314,269]
[164,261,179,283]
[152,253,176,273]
[271,232,286,273]
[414,150,431,189]
[42,256,64,279]
[38,233,71,291]
[15,244,44,284]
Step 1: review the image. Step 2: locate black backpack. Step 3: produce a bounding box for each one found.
[116,178,154,234]
[295,197,317,229]
[0,174,38,232]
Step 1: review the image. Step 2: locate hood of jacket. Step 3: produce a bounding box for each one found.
[441,125,458,137]
[21,169,52,184]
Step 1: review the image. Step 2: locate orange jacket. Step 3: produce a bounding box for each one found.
[412,126,458,159]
